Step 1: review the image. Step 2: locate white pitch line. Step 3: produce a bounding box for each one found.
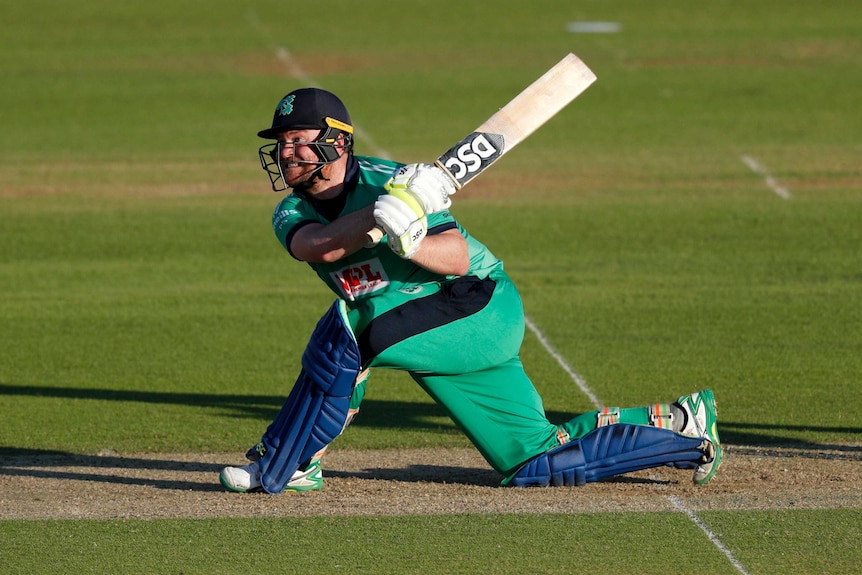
[740,155,791,199]
[668,496,752,575]
[273,46,316,86]
[529,316,751,575]
[524,315,602,409]
[271,47,392,160]
[246,9,391,159]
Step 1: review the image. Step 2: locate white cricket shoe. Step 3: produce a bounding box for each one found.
[219,460,324,493]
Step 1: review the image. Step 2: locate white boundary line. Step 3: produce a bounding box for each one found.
[527,317,750,575]
[740,154,791,199]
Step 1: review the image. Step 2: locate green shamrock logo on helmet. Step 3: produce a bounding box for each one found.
[277,95,296,116]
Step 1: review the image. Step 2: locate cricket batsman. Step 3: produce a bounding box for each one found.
[219,88,722,493]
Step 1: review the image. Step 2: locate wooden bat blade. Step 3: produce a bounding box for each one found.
[367,54,596,246]
[435,53,596,189]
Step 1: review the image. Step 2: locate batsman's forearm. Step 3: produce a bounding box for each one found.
[409,229,469,277]
[291,205,378,263]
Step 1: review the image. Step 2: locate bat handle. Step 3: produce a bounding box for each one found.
[365,160,459,249]
[365,226,385,247]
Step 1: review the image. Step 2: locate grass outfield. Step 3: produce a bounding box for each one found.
[1,1,861,574]
[3,512,860,575]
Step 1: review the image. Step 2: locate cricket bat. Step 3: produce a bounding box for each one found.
[368,53,597,244]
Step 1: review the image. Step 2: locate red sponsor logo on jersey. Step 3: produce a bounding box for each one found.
[330,259,389,301]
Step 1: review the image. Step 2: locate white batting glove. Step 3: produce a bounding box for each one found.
[373,191,428,259]
[385,163,455,214]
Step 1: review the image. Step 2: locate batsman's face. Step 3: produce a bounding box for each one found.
[276,129,325,187]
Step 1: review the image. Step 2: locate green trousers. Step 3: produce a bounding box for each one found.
[346,272,653,477]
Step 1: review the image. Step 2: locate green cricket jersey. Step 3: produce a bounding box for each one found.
[272,155,503,315]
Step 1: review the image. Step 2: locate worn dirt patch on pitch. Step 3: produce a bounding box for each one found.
[1,445,859,520]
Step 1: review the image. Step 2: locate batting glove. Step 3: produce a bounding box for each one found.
[373,190,428,259]
[385,163,455,214]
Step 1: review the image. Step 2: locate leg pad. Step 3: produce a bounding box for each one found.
[258,301,361,493]
[507,424,710,487]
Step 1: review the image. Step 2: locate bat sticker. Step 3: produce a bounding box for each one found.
[438,132,505,186]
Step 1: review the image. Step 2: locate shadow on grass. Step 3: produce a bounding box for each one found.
[717,422,862,456]
[0,447,680,490]
[0,382,458,431]
[0,449,228,492]
[8,384,862,444]
[0,448,504,490]
[323,465,502,486]
[2,384,860,491]
[322,467,669,487]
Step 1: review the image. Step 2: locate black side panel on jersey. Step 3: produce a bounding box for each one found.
[357,275,495,362]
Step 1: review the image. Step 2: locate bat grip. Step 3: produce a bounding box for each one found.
[365,226,385,247]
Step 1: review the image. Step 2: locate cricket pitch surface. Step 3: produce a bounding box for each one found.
[2,445,859,520]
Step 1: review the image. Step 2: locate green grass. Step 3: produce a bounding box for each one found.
[0,513,741,575]
[1,0,861,573]
[702,510,862,575]
[2,511,859,574]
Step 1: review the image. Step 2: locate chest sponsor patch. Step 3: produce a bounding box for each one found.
[330,258,390,301]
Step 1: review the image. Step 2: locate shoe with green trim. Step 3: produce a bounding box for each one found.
[675,389,722,485]
[219,460,324,493]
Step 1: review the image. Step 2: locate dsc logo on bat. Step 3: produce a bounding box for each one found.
[440,132,504,184]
